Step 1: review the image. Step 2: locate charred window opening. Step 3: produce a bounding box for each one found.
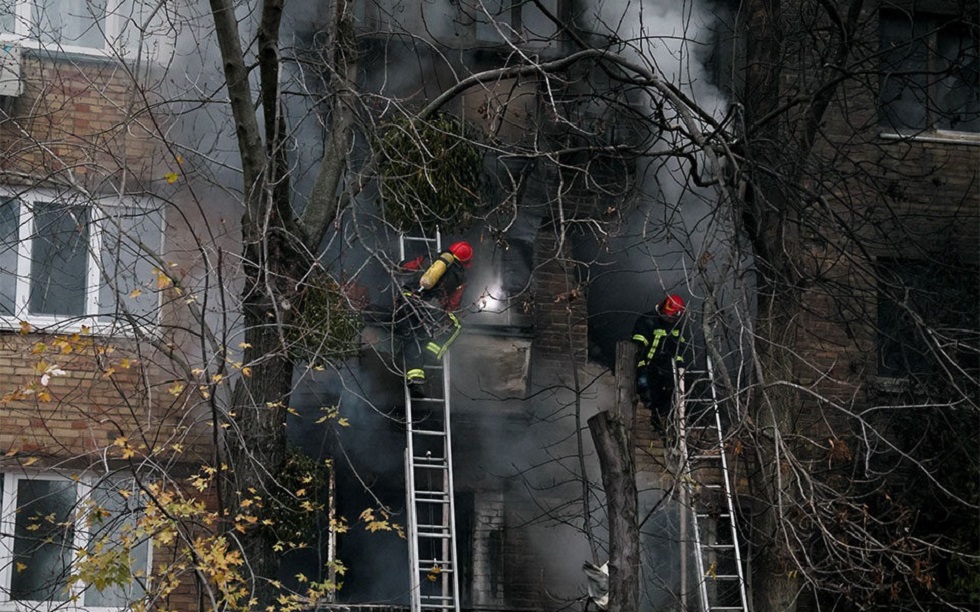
[879,9,980,133]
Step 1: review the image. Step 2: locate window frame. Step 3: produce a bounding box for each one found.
[878,8,980,138]
[0,186,165,335]
[0,0,125,57]
[0,472,151,611]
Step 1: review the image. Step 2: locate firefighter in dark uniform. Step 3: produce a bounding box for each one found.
[396,241,473,396]
[631,294,687,434]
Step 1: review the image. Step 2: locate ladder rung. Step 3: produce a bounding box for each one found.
[413,464,448,471]
[695,512,731,519]
[701,543,736,549]
[419,598,456,606]
[411,429,448,437]
[703,574,742,580]
[413,457,447,465]
[415,495,450,503]
[419,559,453,574]
[708,607,746,611]
[418,531,453,539]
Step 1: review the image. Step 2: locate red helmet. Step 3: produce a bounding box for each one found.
[660,294,685,316]
[448,241,473,263]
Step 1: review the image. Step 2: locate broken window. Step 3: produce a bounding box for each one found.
[879,9,980,133]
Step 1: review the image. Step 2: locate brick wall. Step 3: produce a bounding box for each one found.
[0,328,213,610]
[531,226,589,372]
[0,330,213,465]
[0,53,163,188]
[470,492,506,606]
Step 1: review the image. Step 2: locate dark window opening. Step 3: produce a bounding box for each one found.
[876,258,980,391]
[879,9,980,133]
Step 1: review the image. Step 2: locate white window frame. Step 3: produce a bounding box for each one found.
[0,187,164,335]
[0,472,151,612]
[0,0,126,57]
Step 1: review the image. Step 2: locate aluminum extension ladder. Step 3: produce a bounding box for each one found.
[676,358,749,612]
[399,232,461,612]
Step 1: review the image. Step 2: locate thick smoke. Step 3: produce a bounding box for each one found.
[158,0,740,607]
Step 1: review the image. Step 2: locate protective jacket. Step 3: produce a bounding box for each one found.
[397,251,468,386]
[400,252,466,311]
[631,307,686,428]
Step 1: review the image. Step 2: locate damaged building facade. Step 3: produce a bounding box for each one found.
[294,0,980,610]
[0,0,976,611]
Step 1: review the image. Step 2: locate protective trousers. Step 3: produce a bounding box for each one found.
[396,293,462,384]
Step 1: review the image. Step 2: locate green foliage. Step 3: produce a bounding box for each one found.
[377,113,484,232]
[292,274,362,366]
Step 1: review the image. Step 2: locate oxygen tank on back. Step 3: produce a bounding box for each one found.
[419,252,456,291]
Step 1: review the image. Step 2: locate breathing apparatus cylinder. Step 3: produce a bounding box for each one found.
[419,252,456,291]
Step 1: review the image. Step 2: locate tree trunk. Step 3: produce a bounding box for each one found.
[589,412,639,612]
[587,341,640,611]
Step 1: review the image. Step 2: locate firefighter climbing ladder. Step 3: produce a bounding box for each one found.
[676,358,749,612]
[399,232,461,612]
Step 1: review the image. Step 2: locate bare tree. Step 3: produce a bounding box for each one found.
[0,0,975,609]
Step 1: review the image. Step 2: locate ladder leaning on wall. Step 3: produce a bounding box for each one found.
[676,357,750,612]
[398,232,461,612]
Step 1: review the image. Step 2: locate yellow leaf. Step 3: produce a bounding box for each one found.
[168,382,185,396]
[164,171,179,184]
[19,320,31,335]
[241,367,252,377]
[238,342,252,349]
[427,565,442,582]
[102,368,115,378]
[129,288,142,298]
[338,418,350,427]
[15,562,26,572]
[176,154,184,165]
[23,457,38,466]
[154,269,172,289]
[119,358,132,370]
